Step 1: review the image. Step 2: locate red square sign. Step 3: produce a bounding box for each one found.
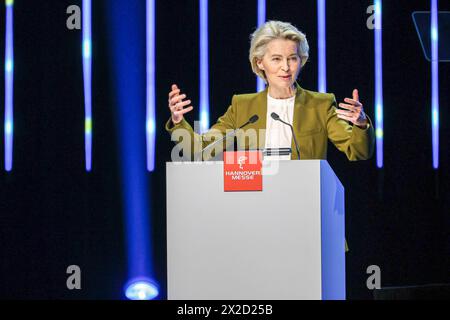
[223,151,263,192]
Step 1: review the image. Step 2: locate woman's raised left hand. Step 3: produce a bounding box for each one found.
[337,89,368,129]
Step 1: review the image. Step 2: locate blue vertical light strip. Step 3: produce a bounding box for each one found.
[146,0,156,172]
[4,0,14,171]
[199,0,209,133]
[317,0,326,93]
[431,0,439,169]
[257,0,266,92]
[107,0,158,300]
[374,0,384,168]
[82,0,92,172]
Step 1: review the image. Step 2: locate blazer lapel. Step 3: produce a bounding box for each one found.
[291,84,305,160]
[253,88,268,150]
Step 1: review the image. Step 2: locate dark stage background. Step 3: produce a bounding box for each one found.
[0,0,449,299]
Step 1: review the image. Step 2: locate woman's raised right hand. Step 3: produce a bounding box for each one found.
[168,84,194,124]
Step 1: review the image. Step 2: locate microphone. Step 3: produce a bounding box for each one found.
[200,115,259,156]
[270,112,300,160]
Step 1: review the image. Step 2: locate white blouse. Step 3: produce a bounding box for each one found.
[264,93,295,160]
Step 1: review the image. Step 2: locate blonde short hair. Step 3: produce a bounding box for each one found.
[249,21,309,82]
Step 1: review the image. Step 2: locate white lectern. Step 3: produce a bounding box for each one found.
[166,160,345,300]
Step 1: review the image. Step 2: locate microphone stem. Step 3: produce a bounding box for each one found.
[201,119,252,155]
[291,129,301,160]
[278,119,301,160]
[201,130,236,154]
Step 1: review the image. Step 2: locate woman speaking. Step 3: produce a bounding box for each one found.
[166,20,375,161]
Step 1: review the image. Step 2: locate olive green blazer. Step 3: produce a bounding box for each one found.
[166,85,375,161]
